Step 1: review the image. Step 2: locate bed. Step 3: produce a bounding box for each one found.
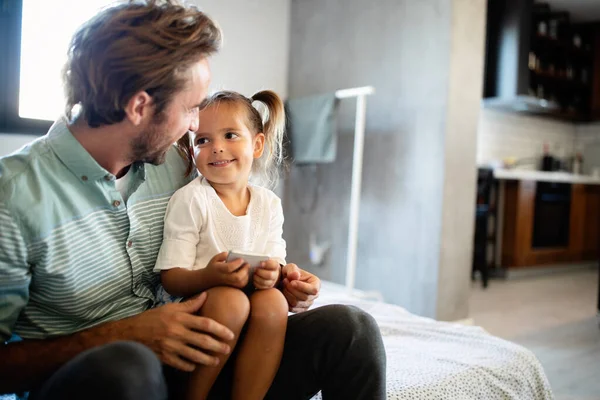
[311,281,554,400]
[0,282,553,400]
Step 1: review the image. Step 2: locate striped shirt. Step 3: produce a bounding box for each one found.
[0,119,193,340]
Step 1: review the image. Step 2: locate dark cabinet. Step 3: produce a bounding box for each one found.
[484,0,599,121]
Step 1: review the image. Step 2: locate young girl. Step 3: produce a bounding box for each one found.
[153,90,290,400]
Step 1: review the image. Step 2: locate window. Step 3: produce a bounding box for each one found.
[0,0,111,134]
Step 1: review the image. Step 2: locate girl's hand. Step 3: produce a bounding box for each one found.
[205,252,250,288]
[253,259,281,290]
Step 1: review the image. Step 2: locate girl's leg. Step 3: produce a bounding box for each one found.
[232,288,288,400]
[186,286,250,400]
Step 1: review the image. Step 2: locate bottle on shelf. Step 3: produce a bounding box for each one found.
[572,152,584,175]
[537,83,545,99]
[541,143,555,172]
[573,33,582,48]
[538,19,548,36]
[549,18,559,39]
[529,52,537,70]
[581,68,589,84]
[566,64,574,80]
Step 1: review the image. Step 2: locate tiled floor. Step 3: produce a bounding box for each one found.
[470,267,600,400]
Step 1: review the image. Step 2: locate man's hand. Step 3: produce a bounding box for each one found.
[130,292,234,371]
[205,251,250,289]
[281,264,321,313]
[253,259,281,289]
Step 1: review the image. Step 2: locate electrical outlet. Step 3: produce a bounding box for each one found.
[309,233,330,266]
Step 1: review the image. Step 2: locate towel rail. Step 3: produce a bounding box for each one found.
[334,86,375,295]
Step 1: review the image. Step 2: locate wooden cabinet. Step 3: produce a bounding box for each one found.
[583,185,600,259]
[501,180,600,267]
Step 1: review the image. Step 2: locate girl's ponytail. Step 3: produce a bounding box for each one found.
[251,90,285,188]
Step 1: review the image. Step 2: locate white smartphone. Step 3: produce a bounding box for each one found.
[226,250,269,270]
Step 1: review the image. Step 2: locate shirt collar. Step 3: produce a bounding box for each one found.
[47,118,146,183]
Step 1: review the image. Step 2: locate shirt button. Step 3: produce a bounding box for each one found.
[104,175,112,181]
[81,175,88,181]
[113,200,121,207]
[127,240,133,248]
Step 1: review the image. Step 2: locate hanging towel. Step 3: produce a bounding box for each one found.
[286,92,338,164]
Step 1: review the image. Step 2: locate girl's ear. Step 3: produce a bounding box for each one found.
[253,133,265,159]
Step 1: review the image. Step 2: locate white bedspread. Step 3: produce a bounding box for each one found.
[311,282,554,400]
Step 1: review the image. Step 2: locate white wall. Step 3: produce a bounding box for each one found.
[191,0,290,98]
[476,107,600,176]
[477,108,578,168]
[576,123,600,174]
[0,134,37,157]
[1,0,291,156]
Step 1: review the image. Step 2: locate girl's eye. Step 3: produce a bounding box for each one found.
[225,132,238,139]
[196,137,208,145]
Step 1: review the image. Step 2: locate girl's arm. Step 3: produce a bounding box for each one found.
[154,183,211,296]
[265,195,287,265]
[162,252,250,297]
[161,268,216,297]
[253,194,287,290]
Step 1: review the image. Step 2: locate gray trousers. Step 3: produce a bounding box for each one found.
[31,305,386,400]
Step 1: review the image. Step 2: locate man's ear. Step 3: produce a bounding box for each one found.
[253,133,265,159]
[124,91,153,126]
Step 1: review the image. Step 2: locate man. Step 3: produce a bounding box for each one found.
[0,1,386,399]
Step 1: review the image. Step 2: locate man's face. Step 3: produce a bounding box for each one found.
[132,58,211,165]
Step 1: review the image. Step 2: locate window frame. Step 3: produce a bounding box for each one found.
[0,0,53,135]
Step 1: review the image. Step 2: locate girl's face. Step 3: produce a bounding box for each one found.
[193,103,264,187]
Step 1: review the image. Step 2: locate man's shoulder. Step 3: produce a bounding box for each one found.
[144,145,195,192]
[0,135,52,197]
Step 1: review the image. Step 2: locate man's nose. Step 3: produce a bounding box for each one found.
[189,114,199,132]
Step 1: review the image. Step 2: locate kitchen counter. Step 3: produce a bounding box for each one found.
[493,169,600,185]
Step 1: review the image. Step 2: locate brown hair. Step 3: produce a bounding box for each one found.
[177,90,286,188]
[63,0,221,127]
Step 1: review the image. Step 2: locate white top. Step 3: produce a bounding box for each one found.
[154,177,286,272]
[115,167,133,203]
[493,169,600,185]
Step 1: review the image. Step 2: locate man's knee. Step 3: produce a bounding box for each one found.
[90,341,165,396]
[316,305,386,399]
[36,341,166,400]
[319,305,385,360]
[321,305,378,334]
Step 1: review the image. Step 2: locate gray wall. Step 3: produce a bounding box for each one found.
[437,0,486,320]
[284,0,485,320]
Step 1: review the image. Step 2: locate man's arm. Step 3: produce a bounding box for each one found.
[0,293,234,395]
[1,315,136,394]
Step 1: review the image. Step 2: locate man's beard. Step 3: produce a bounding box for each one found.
[131,133,169,165]
[130,116,171,165]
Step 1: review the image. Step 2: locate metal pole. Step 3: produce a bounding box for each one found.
[345,94,367,293]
